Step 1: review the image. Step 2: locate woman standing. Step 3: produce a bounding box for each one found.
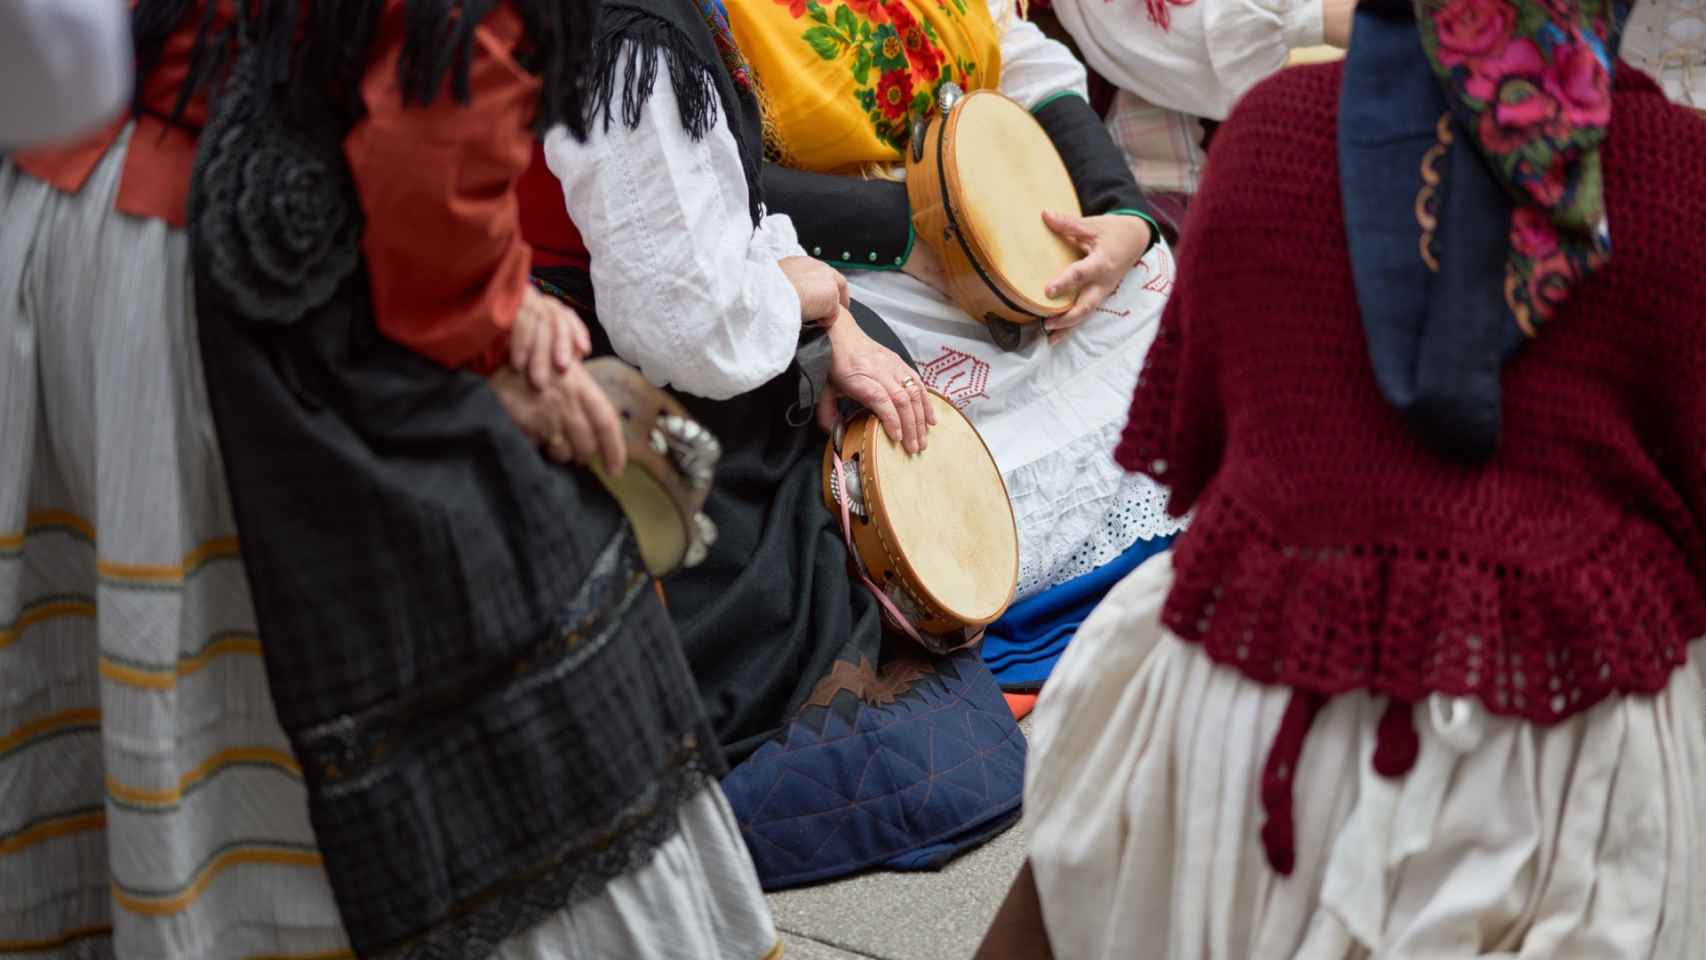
[0,2,775,957]
[984,0,1706,955]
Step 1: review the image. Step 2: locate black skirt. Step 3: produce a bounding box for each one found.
[533,269,1028,890]
[535,269,910,762]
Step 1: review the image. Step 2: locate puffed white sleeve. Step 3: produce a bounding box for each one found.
[1051,0,1323,120]
[543,49,806,401]
[0,0,131,148]
[990,0,1090,109]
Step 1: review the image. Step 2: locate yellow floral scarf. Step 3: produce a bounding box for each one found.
[726,0,1003,172]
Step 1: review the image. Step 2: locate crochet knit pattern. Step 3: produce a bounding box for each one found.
[1117,60,1706,871]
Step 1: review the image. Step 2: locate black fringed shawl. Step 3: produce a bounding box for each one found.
[179,2,724,957]
[132,0,599,137]
[579,0,765,223]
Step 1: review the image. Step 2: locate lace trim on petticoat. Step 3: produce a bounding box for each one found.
[375,758,718,960]
[1008,420,1186,598]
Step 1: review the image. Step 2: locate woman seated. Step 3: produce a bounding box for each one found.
[1047,0,1355,236]
[1624,0,1706,113]
[724,0,1186,607]
[521,0,1029,887]
[980,0,1706,955]
[1,2,776,957]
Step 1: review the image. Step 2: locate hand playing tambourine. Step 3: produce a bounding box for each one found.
[1037,210,1153,344]
[490,287,720,576]
[904,210,1153,345]
[491,285,626,472]
[813,305,936,455]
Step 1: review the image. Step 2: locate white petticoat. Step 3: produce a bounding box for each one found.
[1025,552,1706,959]
[497,785,779,960]
[846,242,1185,598]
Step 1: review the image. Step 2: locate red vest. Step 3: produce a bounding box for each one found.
[516,142,592,271]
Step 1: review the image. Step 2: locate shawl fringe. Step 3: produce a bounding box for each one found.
[584,12,724,141]
[129,0,598,136]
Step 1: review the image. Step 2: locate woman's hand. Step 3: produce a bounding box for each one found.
[901,240,951,298]
[779,255,850,324]
[489,365,627,475]
[510,285,593,390]
[1040,210,1152,344]
[815,307,936,454]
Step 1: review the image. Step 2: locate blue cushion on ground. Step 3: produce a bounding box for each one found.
[721,651,1026,890]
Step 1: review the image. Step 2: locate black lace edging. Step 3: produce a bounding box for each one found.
[376,748,723,960]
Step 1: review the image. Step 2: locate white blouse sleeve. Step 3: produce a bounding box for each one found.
[542,51,805,401]
[1051,0,1323,120]
[0,0,131,149]
[990,0,1090,109]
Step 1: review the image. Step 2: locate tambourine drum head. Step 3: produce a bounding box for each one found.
[949,94,1081,314]
[869,393,1017,623]
[594,463,688,577]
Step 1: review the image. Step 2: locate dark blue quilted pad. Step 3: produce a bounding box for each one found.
[721,650,1026,890]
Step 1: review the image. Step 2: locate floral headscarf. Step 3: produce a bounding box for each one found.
[1338,0,1628,462]
[1420,0,1623,334]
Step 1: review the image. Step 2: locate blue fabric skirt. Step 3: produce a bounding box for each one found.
[983,534,1177,690]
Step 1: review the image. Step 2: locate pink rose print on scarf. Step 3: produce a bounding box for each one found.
[1463,36,1543,102]
[1434,0,1519,68]
[1475,87,1565,154]
[1524,153,1570,206]
[1544,42,1612,126]
[1527,251,1578,319]
[1418,0,1622,340]
[1510,207,1561,259]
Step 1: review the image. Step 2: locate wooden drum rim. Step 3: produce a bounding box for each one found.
[933,91,1065,322]
[823,393,1018,634]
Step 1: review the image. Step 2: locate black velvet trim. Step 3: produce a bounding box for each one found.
[762,166,914,270]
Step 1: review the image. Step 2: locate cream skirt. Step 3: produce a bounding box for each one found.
[0,129,775,960]
[1026,552,1706,959]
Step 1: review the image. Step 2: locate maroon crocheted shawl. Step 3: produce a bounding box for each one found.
[1118,61,1706,874]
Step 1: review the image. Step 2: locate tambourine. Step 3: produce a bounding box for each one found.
[905,84,1084,350]
[584,357,720,577]
[822,390,1018,651]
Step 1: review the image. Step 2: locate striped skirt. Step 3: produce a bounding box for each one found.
[0,128,349,960]
[0,130,777,960]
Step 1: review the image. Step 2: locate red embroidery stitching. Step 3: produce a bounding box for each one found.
[919,347,991,408]
[1095,277,1132,318]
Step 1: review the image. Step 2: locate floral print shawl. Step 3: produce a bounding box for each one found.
[724,0,1002,170]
